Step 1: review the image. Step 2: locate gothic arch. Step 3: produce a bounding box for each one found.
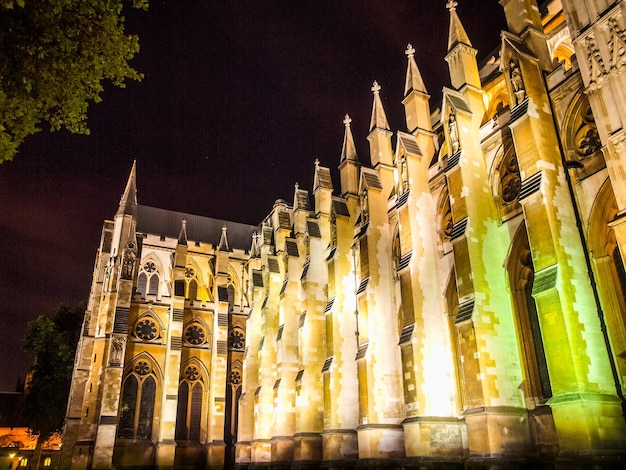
[176,357,209,442]
[483,89,510,125]
[489,131,522,220]
[183,315,212,347]
[136,253,164,298]
[549,33,575,70]
[124,351,163,380]
[561,90,604,175]
[587,179,626,392]
[226,263,242,306]
[505,222,552,407]
[179,356,210,384]
[118,352,162,441]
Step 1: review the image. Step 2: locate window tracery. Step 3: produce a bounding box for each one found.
[184,323,207,346]
[574,103,601,159]
[500,151,521,204]
[229,328,245,351]
[118,358,158,440]
[136,259,160,298]
[175,363,204,442]
[134,318,159,342]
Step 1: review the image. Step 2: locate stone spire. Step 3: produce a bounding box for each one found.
[404,43,427,95]
[447,0,472,52]
[369,81,390,132]
[116,160,137,218]
[218,225,230,251]
[445,0,480,90]
[178,219,188,246]
[367,81,393,168]
[340,114,359,163]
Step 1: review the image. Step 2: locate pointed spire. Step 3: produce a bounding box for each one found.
[340,114,358,163]
[117,160,137,218]
[314,159,333,191]
[250,232,260,258]
[404,44,427,95]
[218,225,230,251]
[369,81,390,132]
[447,0,473,52]
[178,219,188,246]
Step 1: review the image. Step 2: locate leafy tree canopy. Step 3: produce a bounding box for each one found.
[0,0,148,163]
[22,302,85,440]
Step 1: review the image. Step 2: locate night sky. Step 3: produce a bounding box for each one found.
[0,1,506,391]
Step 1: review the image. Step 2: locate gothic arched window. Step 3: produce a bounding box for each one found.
[118,361,158,440]
[508,225,552,405]
[136,260,160,298]
[175,366,204,442]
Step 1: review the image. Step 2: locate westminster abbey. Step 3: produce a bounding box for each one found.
[62,0,626,468]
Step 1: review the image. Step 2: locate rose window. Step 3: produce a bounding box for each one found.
[230,370,242,385]
[135,318,158,341]
[184,366,200,382]
[134,361,151,376]
[185,325,205,345]
[229,329,245,350]
[143,261,156,273]
[185,267,195,278]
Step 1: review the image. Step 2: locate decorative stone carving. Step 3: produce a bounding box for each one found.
[229,329,245,350]
[185,324,206,345]
[361,188,369,221]
[608,17,626,67]
[230,370,242,385]
[185,267,195,278]
[448,112,460,153]
[134,361,151,376]
[574,103,601,159]
[184,365,200,382]
[135,318,158,341]
[586,35,606,80]
[500,151,521,204]
[121,242,137,280]
[143,261,156,273]
[509,60,526,105]
[110,336,125,366]
[442,209,454,239]
[400,155,409,192]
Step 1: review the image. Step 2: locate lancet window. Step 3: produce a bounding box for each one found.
[136,259,160,298]
[118,359,158,440]
[175,364,204,442]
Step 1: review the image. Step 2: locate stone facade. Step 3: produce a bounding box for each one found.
[63,1,626,468]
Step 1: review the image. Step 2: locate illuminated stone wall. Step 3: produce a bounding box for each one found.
[63,1,626,468]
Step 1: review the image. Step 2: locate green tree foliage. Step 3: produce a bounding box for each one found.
[22,303,85,440]
[0,0,149,162]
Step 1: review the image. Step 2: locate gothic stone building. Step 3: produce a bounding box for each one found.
[62,0,626,468]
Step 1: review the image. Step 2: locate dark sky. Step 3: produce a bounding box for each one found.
[0,0,506,391]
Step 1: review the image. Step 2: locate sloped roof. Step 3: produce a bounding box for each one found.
[137,205,259,252]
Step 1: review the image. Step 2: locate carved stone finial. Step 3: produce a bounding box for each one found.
[343,114,352,126]
[405,43,415,58]
[314,158,320,167]
[446,0,458,12]
[371,81,381,94]
[295,182,299,190]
